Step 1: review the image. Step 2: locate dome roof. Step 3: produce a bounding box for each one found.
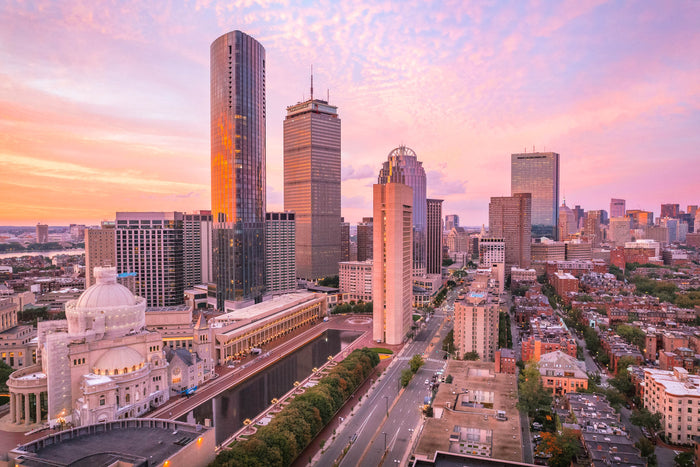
[94,346,145,375]
[76,267,136,309]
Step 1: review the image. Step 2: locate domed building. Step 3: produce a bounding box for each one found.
[6,267,169,428]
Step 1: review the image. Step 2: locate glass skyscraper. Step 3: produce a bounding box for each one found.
[378,146,426,274]
[511,152,560,239]
[283,90,341,280]
[211,31,266,309]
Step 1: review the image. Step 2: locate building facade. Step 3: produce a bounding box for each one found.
[115,212,184,307]
[488,193,532,271]
[610,198,626,219]
[283,87,341,280]
[378,146,426,275]
[265,211,297,295]
[373,183,413,345]
[6,267,169,429]
[35,223,48,244]
[357,217,373,261]
[511,152,559,239]
[85,227,116,289]
[644,367,700,444]
[183,211,213,288]
[211,30,267,308]
[339,260,373,302]
[445,214,459,231]
[340,218,350,262]
[454,291,499,361]
[426,199,443,275]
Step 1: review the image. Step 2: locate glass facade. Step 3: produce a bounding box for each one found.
[377,146,427,273]
[511,152,560,239]
[283,98,341,280]
[211,31,266,308]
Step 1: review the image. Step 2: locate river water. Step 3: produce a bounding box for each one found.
[178,328,361,445]
[0,249,85,259]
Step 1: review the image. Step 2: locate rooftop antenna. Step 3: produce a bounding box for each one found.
[310,64,314,101]
[327,88,329,102]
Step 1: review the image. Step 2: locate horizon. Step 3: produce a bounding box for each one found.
[1,1,698,226]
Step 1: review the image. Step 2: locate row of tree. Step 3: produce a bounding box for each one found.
[498,311,513,349]
[210,348,380,467]
[400,354,424,387]
[330,301,373,315]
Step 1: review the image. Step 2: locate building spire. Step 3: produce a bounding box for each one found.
[310,64,314,101]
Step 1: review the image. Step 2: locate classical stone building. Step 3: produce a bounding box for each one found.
[5,267,169,429]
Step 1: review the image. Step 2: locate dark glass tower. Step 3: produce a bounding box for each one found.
[211,31,266,309]
[378,146,426,274]
[511,152,559,239]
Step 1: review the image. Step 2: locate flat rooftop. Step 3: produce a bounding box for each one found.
[12,419,210,467]
[415,360,522,463]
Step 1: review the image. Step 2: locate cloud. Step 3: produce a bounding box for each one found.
[342,164,376,181]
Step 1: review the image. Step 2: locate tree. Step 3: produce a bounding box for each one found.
[630,407,662,434]
[442,329,454,354]
[615,324,646,350]
[409,354,424,373]
[517,362,552,416]
[463,351,480,361]
[674,451,694,467]
[318,275,339,288]
[538,429,579,467]
[635,438,657,467]
[400,369,413,387]
[442,258,455,266]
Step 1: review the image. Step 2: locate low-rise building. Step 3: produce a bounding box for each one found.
[210,292,327,365]
[551,271,579,298]
[538,350,588,395]
[495,348,516,374]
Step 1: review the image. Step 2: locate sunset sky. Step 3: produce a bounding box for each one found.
[1,0,698,226]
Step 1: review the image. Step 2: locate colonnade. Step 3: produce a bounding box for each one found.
[8,391,45,425]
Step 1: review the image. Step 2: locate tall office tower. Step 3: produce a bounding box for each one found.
[283,79,341,281]
[454,291,499,361]
[115,212,184,307]
[626,209,654,228]
[558,201,577,240]
[183,211,213,288]
[85,227,116,288]
[340,218,350,262]
[488,193,532,271]
[445,214,459,231]
[660,203,680,219]
[583,211,602,247]
[511,152,559,239]
[687,205,698,219]
[211,30,266,309]
[373,183,413,345]
[426,199,443,274]
[378,146,426,275]
[265,212,297,295]
[610,198,626,219]
[35,223,48,243]
[69,224,86,242]
[609,217,632,246]
[357,217,373,261]
[573,205,585,230]
[660,218,679,243]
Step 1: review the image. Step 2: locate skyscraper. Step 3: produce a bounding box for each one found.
[660,203,680,219]
[36,223,48,244]
[610,198,626,219]
[373,183,413,345]
[340,218,350,262]
[183,211,213,288]
[357,217,373,262]
[445,214,459,231]
[426,199,443,274]
[211,31,266,309]
[511,152,559,239]
[488,193,532,271]
[378,146,427,275]
[115,212,184,307]
[265,212,297,295]
[283,78,341,281]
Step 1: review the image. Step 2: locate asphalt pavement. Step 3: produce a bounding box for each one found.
[315,288,458,467]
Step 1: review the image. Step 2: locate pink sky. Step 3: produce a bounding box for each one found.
[0,0,698,226]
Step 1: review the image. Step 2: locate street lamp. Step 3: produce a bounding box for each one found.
[384,395,388,417]
[382,431,387,451]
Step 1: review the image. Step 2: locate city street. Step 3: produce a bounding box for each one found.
[316,288,457,467]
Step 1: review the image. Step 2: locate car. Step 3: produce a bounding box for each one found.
[425,379,430,384]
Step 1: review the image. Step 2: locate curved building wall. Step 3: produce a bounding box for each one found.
[378,146,426,272]
[211,31,266,307]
